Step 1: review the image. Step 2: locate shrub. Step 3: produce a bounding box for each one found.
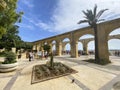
[54,66,60,75]
[59,67,67,73]
[0,51,6,57]
[2,51,17,64]
[46,61,51,67]
[35,68,44,78]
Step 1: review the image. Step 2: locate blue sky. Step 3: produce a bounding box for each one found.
[17,0,120,50]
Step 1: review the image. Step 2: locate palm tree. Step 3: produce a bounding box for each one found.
[78,5,108,63]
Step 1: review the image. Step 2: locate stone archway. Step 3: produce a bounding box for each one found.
[62,38,71,55]
[79,34,94,55]
[78,42,83,56]
[88,41,95,55]
[108,28,120,57]
[32,18,120,62]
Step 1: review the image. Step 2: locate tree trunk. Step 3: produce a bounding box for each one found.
[93,24,99,62]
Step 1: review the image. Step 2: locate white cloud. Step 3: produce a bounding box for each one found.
[39,0,120,33]
[17,23,35,30]
[36,22,51,30]
[19,0,120,34]
[21,0,34,8]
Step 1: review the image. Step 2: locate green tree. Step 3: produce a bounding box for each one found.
[78,5,110,64]
[0,0,23,50]
[0,0,23,38]
[20,42,33,51]
[43,44,51,55]
[2,51,16,64]
[0,25,20,51]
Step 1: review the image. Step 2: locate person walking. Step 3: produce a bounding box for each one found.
[45,51,48,59]
[29,52,33,61]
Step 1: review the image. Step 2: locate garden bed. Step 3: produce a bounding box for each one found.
[31,62,77,84]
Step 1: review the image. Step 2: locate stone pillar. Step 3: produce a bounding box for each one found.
[36,44,40,51]
[33,45,37,51]
[70,32,78,58]
[32,45,36,50]
[62,43,66,55]
[56,41,62,56]
[82,41,89,55]
[71,40,78,58]
[96,25,109,61]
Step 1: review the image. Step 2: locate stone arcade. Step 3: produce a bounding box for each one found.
[32,18,120,61]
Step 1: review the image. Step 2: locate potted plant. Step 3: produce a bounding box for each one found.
[0,51,18,72]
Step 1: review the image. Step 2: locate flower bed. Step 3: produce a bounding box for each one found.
[31,62,77,84]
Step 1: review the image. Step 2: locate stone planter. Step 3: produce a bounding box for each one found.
[0,62,18,72]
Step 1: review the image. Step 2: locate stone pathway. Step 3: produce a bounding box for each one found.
[99,74,120,90]
[3,70,21,90]
[68,75,90,90]
[0,55,120,90]
[55,56,120,90]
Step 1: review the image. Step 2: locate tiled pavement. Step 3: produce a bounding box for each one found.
[0,55,120,90]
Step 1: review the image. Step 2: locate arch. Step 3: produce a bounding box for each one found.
[44,42,47,45]
[108,28,120,40]
[78,42,83,50]
[109,28,120,36]
[107,27,120,36]
[52,44,56,50]
[108,39,120,50]
[108,39,120,56]
[60,35,71,42]
[102,18,120,36]
[65,43,70,50]
[88,41,95,50]
[52,44,56,54]
[52,40,56,44]
[62,38,70,55]
[88,41,95,55]
[78,34,94,55]
[79,34,94,40]
[75,29,94,41]
[62,38,70,42]
[64,43,71,55]
[108,28,120,56]
[78,42,83,56]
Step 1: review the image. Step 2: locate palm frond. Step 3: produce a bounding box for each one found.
[77,20,88,24]
[94,4,97,18]
[78,4,108,26]
[96,9,108,19]
[82,10,88,17]
[83,10,94,22]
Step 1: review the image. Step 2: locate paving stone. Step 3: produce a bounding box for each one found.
[0,55,120,90]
